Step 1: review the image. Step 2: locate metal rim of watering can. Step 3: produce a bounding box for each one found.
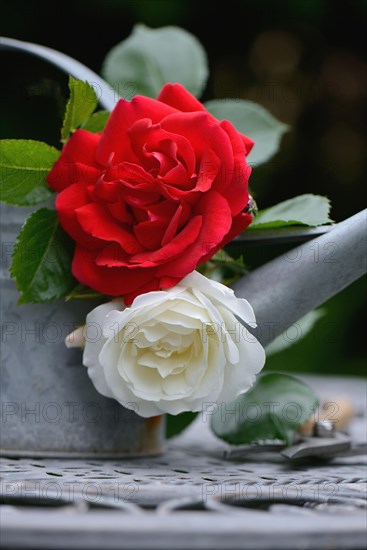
[0,36,117,111]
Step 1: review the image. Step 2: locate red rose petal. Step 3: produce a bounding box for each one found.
[134,219,167,250]
[241,134,255,156]
[219,120,251,215]
[131,215,203,267]
[105,161,156,186]
[106,200,134,225]
[55,184,102,248]
[220,120,248,158]
[158,83,254,155]
[103,164,161,210]
[161,204,183,246]
[195,148,221,193]
[157,191,232,278]
[47,130,101,191]
[92,178,134,224]
[201,211,253,262]
[95,243,130,266]
[158,83,210,116]
[222,211,253,246]
[75,202,143,254]
[222,162,251,217]
[158,163,191,195]
[62,130,101,164]
[128,118,196,178]
[96,97,178,166]
[146,200,178,221]
[72,245,158,297]
[161,112,233,188]
[159,147,220,200]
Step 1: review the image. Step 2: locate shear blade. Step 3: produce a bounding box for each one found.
[224,440,286,459]
[282,436,351,460]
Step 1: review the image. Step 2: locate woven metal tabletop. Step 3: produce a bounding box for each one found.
[1,375,366,549]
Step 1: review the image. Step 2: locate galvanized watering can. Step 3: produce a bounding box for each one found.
[0,38,366,457]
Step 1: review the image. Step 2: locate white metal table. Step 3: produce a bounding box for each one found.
[1,375,366,549]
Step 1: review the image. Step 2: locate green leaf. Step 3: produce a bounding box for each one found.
[251,194,333,229]
[266,310,326,356]
[211,373,318,446]
[0,140,58,206]
[166,412,198,439]
[61,77,98,142]
[11,208,76,304]
[102,24,208,99]
[65,284,106,302]
[210,253,248,275]
[82,111,110,133]
[205,99,289,166]
[198,250,248,286]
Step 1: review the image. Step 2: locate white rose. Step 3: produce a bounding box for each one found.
[66,271,265,418]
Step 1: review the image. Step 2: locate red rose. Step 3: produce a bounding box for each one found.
[47,83,253,304]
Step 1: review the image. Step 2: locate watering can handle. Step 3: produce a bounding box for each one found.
[232,209,367,346]
[0,36,117,111]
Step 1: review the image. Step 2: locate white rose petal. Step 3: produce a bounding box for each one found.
[66,271,266,418]
[82,300,125,399]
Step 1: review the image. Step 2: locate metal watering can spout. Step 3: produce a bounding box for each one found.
[232,210,367,346]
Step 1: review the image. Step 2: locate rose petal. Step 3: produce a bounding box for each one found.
[130,215,203,267]
[220,119,254,158]
[96,97,177,166]
[55,184,103,248]
[183,270,256,325]
[72,245,159,297]
[200,211,253,263]
[128,118,196,181]
[134,219,167,250]
[158,83,209,115]
[47,130,102,191]
[217,336,266,403]
[76,202,143,254]
[82,300,125,398]
[241,134,255,156]
[160,204,183,247]
[161,112,233,179]
[157,191,232,277]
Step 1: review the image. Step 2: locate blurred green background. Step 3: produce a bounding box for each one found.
[1,0,366,375]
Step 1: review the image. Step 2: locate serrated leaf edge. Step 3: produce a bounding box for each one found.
[10,208,60,304]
